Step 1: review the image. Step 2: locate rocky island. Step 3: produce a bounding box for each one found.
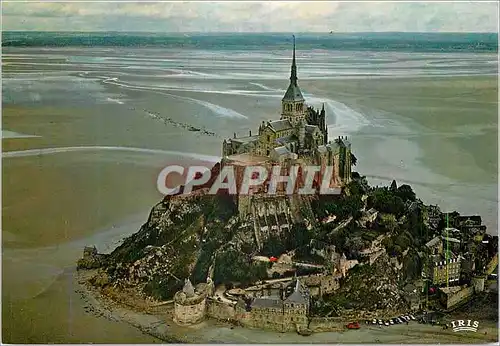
[77,39,498,341]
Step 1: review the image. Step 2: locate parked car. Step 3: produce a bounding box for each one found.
[397,318,404,324]
[389,320,394,325]
[372,319,377,324]
[410,315,416,320]
[393,318,400,324]
[378,320,383,325]
[384,321,390,326]
[346,322,360,330]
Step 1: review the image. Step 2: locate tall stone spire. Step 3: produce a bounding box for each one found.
[282,35,304,104]
[281,35,305,125]
[290,35,298,86]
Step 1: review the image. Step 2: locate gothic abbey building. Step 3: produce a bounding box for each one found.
[221,38,353,189]
[218,38,354,235]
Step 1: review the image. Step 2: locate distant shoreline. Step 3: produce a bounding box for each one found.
[3,32,497,53]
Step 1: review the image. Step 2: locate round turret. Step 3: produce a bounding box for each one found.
[173,278,208,325]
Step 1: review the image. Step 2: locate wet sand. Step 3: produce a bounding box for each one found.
[2,48,498,343]
[2,269,163,343]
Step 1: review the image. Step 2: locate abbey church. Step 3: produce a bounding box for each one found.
[222,37,353,188]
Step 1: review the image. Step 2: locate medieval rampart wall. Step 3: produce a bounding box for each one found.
[206,298,236,321]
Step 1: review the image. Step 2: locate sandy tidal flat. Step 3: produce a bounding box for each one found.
[2,47,498,343]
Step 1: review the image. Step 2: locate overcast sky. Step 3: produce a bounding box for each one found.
[2,1,499,32]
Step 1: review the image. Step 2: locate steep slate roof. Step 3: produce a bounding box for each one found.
[182,278,195,297]
[282,83,305,102]
[284,279,308,305]
[273,146,291,156]
[269,120,293,132]
[231,135,259,144]
[327,141,341,151]
[251,297,282,309]
[275,134,296,145]
[305,125,319,133]
[441,236,461,244]
[425,236,442,248]
[285,289,307,304]
[403,283,417,293]
[317,145,328,154]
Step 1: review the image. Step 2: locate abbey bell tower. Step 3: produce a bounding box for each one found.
[281,35,306,125]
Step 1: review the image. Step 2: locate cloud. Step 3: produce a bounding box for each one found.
[2,1,498,32]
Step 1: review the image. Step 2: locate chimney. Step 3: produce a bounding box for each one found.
[234,132,236,139]
[249,130,252,136]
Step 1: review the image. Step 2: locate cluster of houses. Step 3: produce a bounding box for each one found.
[421,211,498,310]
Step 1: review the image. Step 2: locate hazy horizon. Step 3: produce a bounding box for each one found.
[3,30,499,34]
[3,2,498,33]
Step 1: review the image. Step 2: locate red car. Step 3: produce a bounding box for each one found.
[346,322,360,329]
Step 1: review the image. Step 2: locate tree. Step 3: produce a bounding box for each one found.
[396,184,416,203]
[345,236,365,257]
[371,190,405,217]
[214,249,257,285]
[261,235,286,258]
[347,180,365,196]
[338,195,363,219]
[351,171,361,180]
[380,213,398,233]
[402,251,422,281]
[390,180,398,192]
[406,204,427,243]
[287,223,310,249]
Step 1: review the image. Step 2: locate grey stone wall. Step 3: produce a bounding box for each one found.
[206,298,236,321]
